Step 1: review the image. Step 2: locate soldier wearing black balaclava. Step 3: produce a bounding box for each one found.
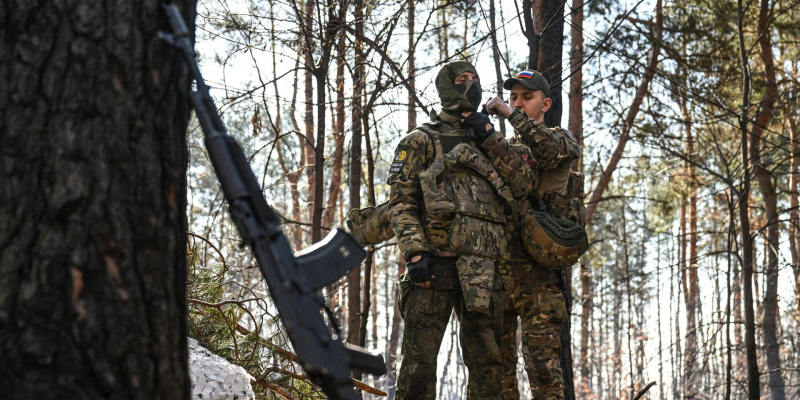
[386,60,535,399]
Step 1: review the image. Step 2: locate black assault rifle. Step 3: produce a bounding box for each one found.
[159,4,386,399]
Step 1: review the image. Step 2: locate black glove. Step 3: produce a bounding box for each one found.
[407,252,433,284]
[462,112,496,143]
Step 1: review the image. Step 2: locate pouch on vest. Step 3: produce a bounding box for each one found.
[521,211,588,269]
[346,201,394,246]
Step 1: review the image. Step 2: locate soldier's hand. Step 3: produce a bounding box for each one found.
[460,112,495,142]
[407,252,435,288]
[486,96,514,119]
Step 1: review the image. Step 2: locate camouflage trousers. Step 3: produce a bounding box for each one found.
[395,257,505,400]
[500,262,567,400]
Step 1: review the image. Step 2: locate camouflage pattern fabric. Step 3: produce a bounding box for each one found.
[497,111,581,400]
[482,132,536,200]
[387,126,447,260]
[508,110,579,171]
[520,212,587,269]
[396,257,505,400]
[509,110,579,195]
[500,263,567,400]
[345,201,394,245]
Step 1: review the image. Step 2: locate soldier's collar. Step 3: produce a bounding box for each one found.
[436,110,463,128]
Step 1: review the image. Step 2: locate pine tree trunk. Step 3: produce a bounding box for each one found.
[682,98,699,398]
[489,0,506,136]
[407,1,416,131]
[323,27,346,230]
[736,2,761,396]
[751,0,784,396]
[303,0,316,226]
[0,1,193,397]
[347,0,365,347]
[386,257,406,394]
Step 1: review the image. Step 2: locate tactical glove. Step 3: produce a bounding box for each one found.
[462,112,496,143]
[407,252,433,284]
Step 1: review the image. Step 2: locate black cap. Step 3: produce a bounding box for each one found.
[503,70,550,98]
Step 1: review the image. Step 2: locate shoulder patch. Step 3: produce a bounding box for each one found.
[390,145,410,173]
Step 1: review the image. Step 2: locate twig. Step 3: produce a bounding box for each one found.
[632,381,657,400]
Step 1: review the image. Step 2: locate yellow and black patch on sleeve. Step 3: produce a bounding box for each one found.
[390,145,410,173]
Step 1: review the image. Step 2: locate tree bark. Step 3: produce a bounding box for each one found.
[681,97,699,399]
[585,0,662,222]
[790,62,800,321]
[323,22,347,230]
[0,1,193,397]
[386,257,406,395]
[751,0,785,396]
[737,1,761,396]
[303,0,316,226]
[489,0,506,136]
[407,0,416,131]
[347,0,365,347]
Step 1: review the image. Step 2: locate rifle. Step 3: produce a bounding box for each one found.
[158,4,387,399]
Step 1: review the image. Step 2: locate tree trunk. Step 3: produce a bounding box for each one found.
[533,0,564,128]
[751,0,784,396]
[347,0,365,347]
[585,0,662,222]
[681,98,699,399]
[569,0,585,173]
[489,0,506,136]
[737,1,761,396]
[407,0,416,131]
[287,41,304,247]
[323,23,347,230]
[303,0,316,226]
[386,257,406,395]
[790,62,800,320]
[0,1,193,397]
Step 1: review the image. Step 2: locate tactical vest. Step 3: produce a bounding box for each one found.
[347,120,513,314]
[505,143,588,269]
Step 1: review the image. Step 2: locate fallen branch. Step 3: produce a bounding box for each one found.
[236,322,388,396]
[632,381,657,400]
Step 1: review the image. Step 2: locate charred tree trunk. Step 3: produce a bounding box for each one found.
[0,1,193,397]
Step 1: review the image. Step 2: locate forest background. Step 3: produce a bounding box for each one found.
[3,0,796,399]
[183,0,800,398]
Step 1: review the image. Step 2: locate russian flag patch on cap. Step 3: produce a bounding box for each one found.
[516,70,534,79]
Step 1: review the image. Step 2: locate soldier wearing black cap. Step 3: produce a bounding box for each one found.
[484,70,585,400]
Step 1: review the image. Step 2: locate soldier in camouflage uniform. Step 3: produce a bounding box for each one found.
[485,70,582,400]
[389,61,535,400]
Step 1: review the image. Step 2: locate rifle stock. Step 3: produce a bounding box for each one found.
[160,4,386,399]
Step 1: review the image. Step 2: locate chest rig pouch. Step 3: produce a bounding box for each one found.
[521,185,588,269]
[417,122,512,314]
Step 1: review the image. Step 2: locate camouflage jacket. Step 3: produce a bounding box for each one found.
[505,111,582,263]
[387,111,534,261]
[508,109,579,195]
